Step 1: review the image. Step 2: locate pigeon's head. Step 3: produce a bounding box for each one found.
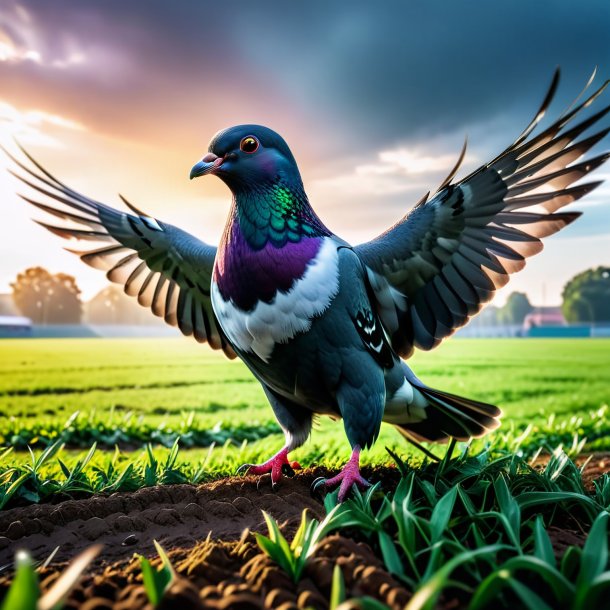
[189,124,302,192]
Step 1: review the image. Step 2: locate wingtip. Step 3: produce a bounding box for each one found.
[563,210,583,223]
[32,218,54,231]
[541,67,561,114]
[11,136,27,158]
[413,191,430,209]
[435,136,468,193]
[551,66,561,88]
[119,193,146,216]
[512,68,561,147]
[32,219,78,240]
[63,246,86,256]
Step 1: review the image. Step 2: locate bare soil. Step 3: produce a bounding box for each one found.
[0,458,605,609]
[578,452,610,486]
[0,467,335,568]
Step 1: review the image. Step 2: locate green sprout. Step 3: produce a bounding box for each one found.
[138,540,175,607]
[1,545,101,610]
[255,505,346,583]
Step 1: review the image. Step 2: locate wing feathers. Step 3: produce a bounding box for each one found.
[106,253,141,284]
[7,146,235,358]
[511,68,560,148]
[164,280,179,326]
[123,261,148,296]
[356,69,609,357]
[137,271,158,307]
[503,181,602,212]
[18,196,105,230]
[507,152,609,197]
[33,220,114,242]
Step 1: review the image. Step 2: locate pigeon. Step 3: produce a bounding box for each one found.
[6,69,610,501]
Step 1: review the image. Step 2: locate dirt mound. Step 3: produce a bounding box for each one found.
[579,452,610,486]
[0,468,339,568]
[0,465,406,609]
[0,458,605,609]
[31,532,412,610]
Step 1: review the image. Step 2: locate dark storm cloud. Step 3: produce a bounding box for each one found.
[1,0,608,302]
[226,0,610,146]
[3,0,609,153]
[0,1,309,151]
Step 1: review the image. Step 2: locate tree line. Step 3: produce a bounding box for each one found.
[2,265,609,325]
[3,267,157,325]
[491,266,610,326]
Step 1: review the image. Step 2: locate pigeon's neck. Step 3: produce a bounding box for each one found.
[213,179,333,310]
[230,179,331,250]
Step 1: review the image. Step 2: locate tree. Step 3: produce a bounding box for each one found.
[0,294,18,316]
[497,292,533,325]
[11,267,82,324]
[84,285,162,325]
[562,267,610,323]
[476,305,500,326]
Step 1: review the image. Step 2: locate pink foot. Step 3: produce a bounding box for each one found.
[236,447,301,489]
[311,446,370,502]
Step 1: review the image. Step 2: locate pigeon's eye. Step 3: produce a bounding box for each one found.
[240,136,259,154]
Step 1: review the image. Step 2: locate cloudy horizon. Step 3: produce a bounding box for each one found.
[1,0,609,307]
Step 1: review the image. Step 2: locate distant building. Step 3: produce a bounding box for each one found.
[0,315,32,337]
[522,306,566,332]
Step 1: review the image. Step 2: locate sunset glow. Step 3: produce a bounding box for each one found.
[1,0,609,306]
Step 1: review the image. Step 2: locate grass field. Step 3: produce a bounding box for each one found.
[2,337,610,609]
[0,337,608,477]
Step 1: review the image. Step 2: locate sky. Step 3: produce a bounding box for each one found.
[0,0,609,306]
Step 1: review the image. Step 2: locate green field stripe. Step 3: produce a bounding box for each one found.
[0,378,255,398]
[0,411,281,449]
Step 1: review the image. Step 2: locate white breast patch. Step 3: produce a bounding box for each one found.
[211,237,340,362]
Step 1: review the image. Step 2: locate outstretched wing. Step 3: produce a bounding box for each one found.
[6,145,236,358]
[355,70,610,358]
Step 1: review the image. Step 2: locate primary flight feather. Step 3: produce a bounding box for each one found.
[7,70,610,500]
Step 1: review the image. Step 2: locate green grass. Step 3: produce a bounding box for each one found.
[0,337,608,504]
[1,337,607,422]
[312,446,610,609]
[6,444,610,609]
[0,338,609,606]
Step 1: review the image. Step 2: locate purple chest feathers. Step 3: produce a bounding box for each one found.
[214,225,323,311]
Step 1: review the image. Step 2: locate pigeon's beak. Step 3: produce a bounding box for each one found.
[190,153,224,179]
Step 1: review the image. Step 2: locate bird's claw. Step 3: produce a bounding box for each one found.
[310,446,370,502]
[311,473,371,502]
[281,463,296,477]
[310,476,327,499]
[235,447,301,490]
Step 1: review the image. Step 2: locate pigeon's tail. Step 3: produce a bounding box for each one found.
[395,382,502,444]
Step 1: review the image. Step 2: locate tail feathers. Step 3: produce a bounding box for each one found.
[397,385,502,443]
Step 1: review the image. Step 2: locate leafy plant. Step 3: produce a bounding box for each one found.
[255,505,347,583]
[0,409,280,451]
[0,545,101,610]
[467,513,610,609]
[329,564,346,610]
[0,438,264,510]
[138,540,175,607]
[0,550,38,610]
[290,440,610,608]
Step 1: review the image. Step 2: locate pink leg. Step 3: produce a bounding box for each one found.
[312,446,370,502]
[236,446,301,488]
